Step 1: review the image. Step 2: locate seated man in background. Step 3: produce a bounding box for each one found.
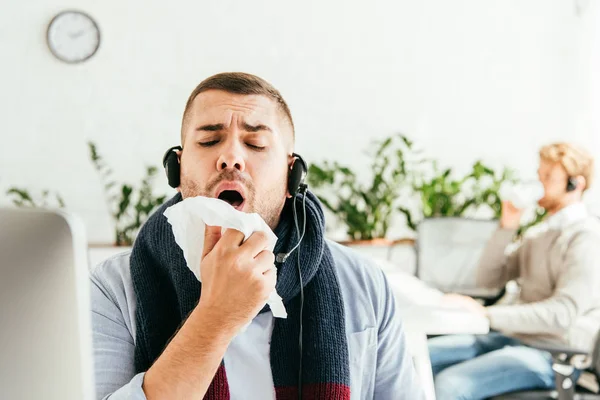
[428,142,600,400]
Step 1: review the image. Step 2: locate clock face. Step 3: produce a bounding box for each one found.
[47,11,100,64]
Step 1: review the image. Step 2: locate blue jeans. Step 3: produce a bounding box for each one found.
[428,332,556,400]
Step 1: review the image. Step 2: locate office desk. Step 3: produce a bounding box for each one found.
[383,268,490,335]
[401,305,490,336]
[404,329,436,400]
[385,266,491,400]
[401,306,490,400]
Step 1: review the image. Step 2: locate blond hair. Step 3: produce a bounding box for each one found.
[539,142,595,191]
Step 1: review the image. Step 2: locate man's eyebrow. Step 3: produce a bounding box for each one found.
[196,124,225,132]
[242,122,272,133]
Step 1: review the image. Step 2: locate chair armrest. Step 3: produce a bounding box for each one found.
[504,336,590,399]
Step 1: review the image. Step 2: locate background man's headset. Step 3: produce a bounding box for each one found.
[162,146,308,399]
[566,176,578,192]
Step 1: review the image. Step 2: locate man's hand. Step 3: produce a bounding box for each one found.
[500,200,524,230]
[197,226,277,333]
[142,226,277,399]
[441,293,488,317]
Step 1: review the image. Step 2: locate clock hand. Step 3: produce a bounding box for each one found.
[68,30,85,39]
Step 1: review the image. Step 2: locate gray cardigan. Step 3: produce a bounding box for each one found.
[477,206,600,351]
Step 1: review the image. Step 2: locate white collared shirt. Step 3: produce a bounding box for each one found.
[546,202,589,230]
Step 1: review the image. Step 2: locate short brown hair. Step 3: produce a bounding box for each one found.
[539,142,595,191]
[180,72,294,143]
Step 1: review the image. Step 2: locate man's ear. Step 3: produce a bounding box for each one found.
[576,175,587,191]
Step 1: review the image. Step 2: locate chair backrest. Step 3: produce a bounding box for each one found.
[590,330,600,383]
[416,217,499,291]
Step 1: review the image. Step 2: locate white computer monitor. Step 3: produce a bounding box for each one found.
[0,208,94,400]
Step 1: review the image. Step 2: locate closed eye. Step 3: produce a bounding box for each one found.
[198,140,265,151]
[247,143,266,151]
[198,140,219,147]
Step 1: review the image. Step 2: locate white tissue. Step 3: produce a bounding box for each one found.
[163,196,287,319]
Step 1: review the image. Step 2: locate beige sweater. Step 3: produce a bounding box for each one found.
[477,210,600,351]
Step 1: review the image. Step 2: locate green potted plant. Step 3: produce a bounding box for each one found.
[6,188,65,209]
[398,160,518,230]
[307,134,425,252]
[88,142,167,247]
[398,160,547,243]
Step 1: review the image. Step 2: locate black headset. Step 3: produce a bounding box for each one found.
[162,145,308,196]
[162,145,182,189]
[566,177,578,192]
[162,145,308,399]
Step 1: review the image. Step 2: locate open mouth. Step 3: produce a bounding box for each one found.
[218,190,245,209]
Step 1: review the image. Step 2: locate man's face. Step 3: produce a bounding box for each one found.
[179,90,292,229]
[537,159,568,211]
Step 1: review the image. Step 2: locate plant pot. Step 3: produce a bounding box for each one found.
[338,238,394,247]
[338,238,395,262]
[337,238,417,275]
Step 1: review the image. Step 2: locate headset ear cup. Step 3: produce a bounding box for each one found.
[165,155,181,188]
[163,146,182,188]
[288,154,307,196]
[567,177,577,192]
[288,161,304,196]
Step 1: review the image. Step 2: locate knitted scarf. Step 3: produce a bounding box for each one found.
[130,191,350,399]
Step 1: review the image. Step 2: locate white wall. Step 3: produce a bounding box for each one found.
[1,0,598,243]
[589,0,600,192]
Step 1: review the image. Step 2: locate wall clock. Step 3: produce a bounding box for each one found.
[47,10,100,64]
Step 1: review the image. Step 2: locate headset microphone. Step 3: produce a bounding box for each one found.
[276,183,308,264]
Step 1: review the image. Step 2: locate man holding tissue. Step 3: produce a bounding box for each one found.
[429,142,600,399]
[90,72,423,400]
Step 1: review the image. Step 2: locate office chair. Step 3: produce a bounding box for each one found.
[491,332,600,400]
[411,217,503,301]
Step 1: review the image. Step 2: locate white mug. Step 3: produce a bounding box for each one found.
[499,181,544,210]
